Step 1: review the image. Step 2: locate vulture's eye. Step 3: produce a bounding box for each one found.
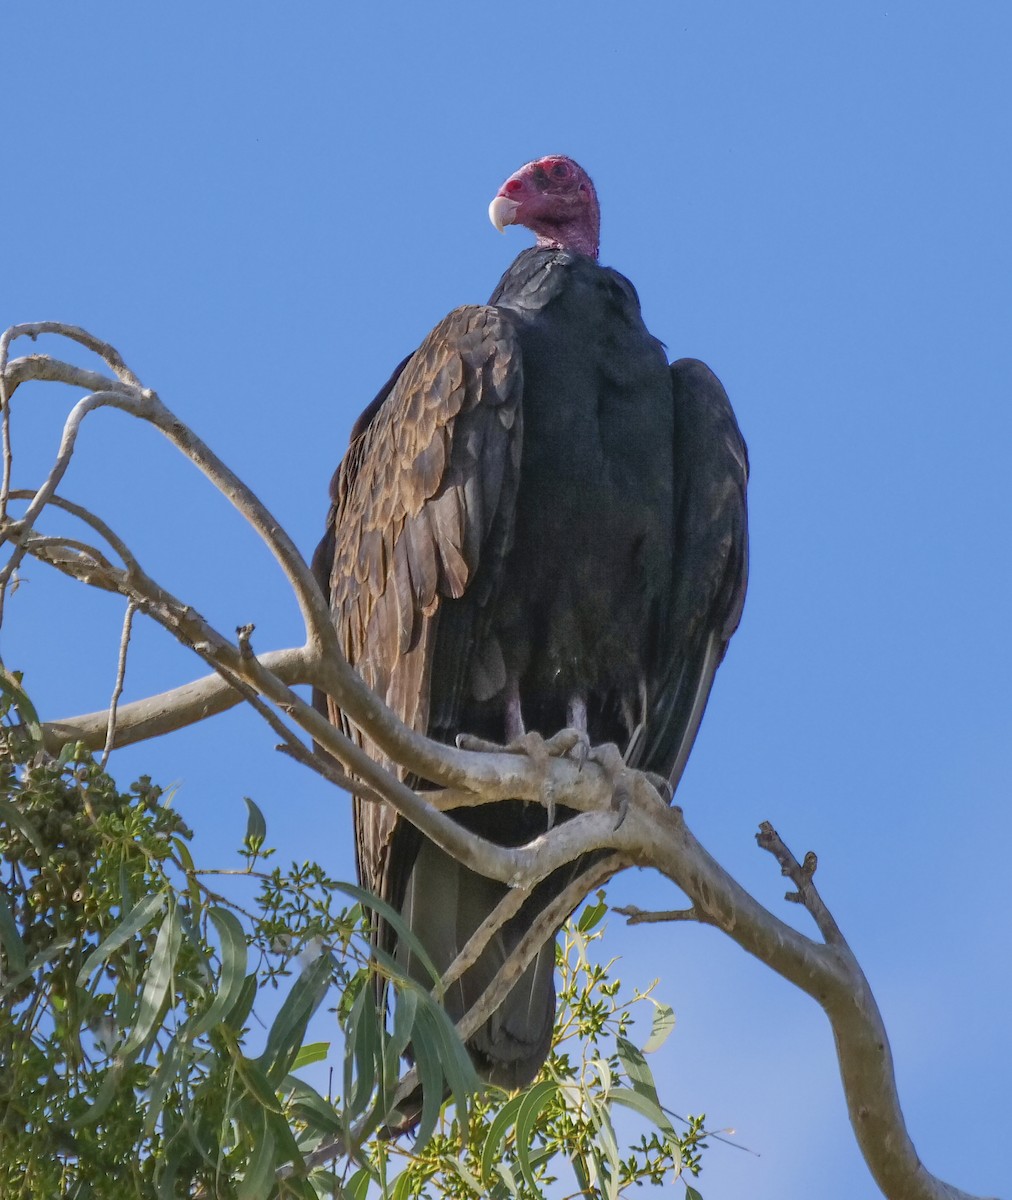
[551,161,570,179]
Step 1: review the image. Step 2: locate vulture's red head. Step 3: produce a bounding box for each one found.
[489,155,600,260]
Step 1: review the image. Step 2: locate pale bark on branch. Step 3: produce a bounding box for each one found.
[0,324,996,1200]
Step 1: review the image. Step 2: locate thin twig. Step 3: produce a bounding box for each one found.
[1,321,142,389]
[101,600,136,770]
[7,489,142,573]
[613,903,707,925]
[755,821,844,947]
[275,736,387,806]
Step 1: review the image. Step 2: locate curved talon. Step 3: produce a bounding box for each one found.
[542,727,591,762]
[584,742,633,829]
[642,771,673,804]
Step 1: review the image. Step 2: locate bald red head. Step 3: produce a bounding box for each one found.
[489,156,600,260]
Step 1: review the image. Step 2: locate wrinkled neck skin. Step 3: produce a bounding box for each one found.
[533,218,599,260]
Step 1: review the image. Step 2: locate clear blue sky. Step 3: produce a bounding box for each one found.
[4,4,1010,1197]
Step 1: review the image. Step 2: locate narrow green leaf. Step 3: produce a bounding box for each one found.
[405,1003,445,1151]
[450,1157,485,1194]
[577,891,608,933]
[410,990,481,1137]
[570,1146,592,1196]
[343,1167,374,1200]
[243,796,267,849]
[515,1080,558,1191]
[262,1100,306,1172]
[189,906,248,1038]
[120,903,182,1057]
[0,934,75,999]
[154,1138,187,1200]
[76,891,166,986]
[235,1054,285,1112]
[480,1092,526,1185]
[587,1096,622,1200]
[142,1037,185,1140]
[643,1001,676,1053]
[382,985,418,1082]
[0,668,43,749]
[493,1161,520,1198]
[236,1111,276,1200]
[616,1035,662,1106]
[173,836,202,914]
[224,971,259,1033]
[72,1061,125,1127]
[292,1040,329,1070]
[330,881,443,991]
[0,796,46,858]
[391,1167,416,1200]
[589,1055,613,1099]
[609,1086,677,1139]
[685,1187,704,1200]
[282,1075,343,1138]
[257,952,334,1084]
[347,978,382,1117]
[0,892,27,975]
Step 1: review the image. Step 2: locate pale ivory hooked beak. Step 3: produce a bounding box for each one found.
[488,194,521,232]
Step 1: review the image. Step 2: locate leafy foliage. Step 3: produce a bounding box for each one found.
[0,675,710,1198]
[378,903,708,1200]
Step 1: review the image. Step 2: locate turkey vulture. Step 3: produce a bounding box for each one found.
[314,155,748,1088]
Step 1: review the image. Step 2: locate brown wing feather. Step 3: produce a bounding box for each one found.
[318,305,524,928]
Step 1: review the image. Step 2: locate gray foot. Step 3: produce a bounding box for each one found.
[456,726,592,827]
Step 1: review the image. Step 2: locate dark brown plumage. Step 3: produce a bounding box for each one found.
[313,156,748,1087]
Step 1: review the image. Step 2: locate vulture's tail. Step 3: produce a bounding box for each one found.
[398,838,556,1090]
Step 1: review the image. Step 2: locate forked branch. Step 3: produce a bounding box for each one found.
[0,324,995,1200]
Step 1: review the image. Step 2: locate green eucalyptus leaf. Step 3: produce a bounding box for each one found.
[189,906,248,1038]
[257,951,334,1085]
[243,796,267,852]
[347,976,382,1117]
[224,971,259,1033]
[329,880,442,991]
[75,891,167,987]
[643,1000,676,1053]
[406,1002,445,1151]
[480,1091,526,1186]
[282,1075,343,1139]
[292,1040,329,1070]
[121,903,182,1057]
[616,1034,663,1106]
[142,1037,185,1141]
[0,796,46,857]
[0,892,27,975]
[515,1079,558,1191]
[609,1086,678,1140]
[236,1111,276,1200]
[0,668,43,750]
[577,891,608,933]
[343,1166,374,1200]
[72,1061,125,1127]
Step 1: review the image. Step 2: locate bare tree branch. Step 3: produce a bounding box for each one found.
[1,324,997,1200]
